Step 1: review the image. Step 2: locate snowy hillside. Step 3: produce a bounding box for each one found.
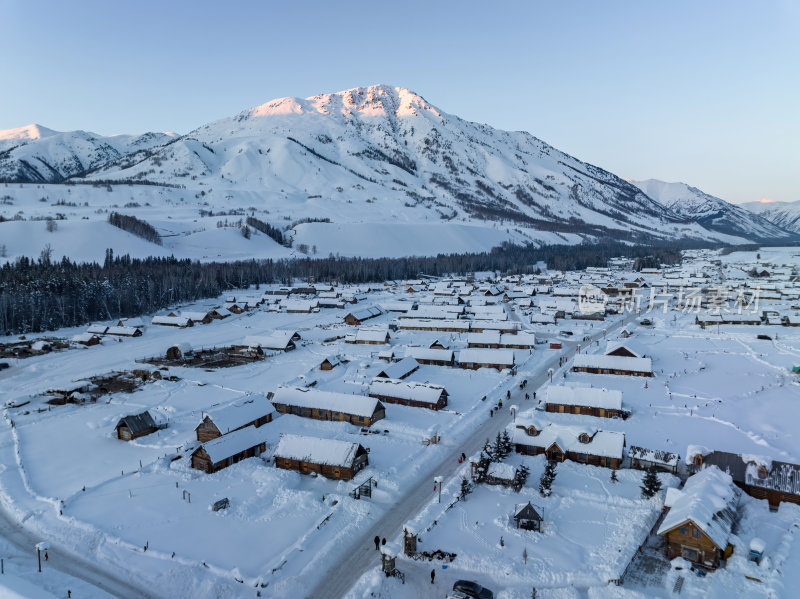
[86,85,720,244]
[631,179,798,242]
[1,86,783,263]
[0,124,175,182]
[742,200,800,234]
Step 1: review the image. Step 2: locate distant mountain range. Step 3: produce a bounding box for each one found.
[1,85,797,251]
[631,179,797,242]
[740,200,800,235]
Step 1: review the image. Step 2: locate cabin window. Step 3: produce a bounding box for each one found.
[679,526,689,535]
[758,466,768,480]
[693,455,703,466]
[692,528,702,539]
[577,453,588,462]
[578,433,590,444]
[681,547,698,561]
[527,426,538,436]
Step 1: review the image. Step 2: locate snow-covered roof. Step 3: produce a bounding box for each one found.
[487,462,517,480]
[197,424,269,464]
[544,385,622,411]
[106,325,141,336]
[628,445,679,466]
[405,347,454,362]
[657,466,741,550]
[511,420,625,459]
[242,330,297,350]
[274,433,363,466]
[152,315,191,326]
[604,341,643,358]
[204,396,276,434]
[377,356,419,379]
[572,354,653,373]
[499,332,536,347]
[397,318,471,331]
[355,328,389,343]
[467,330,501,345]
[272,387,383,418]
[458,348,514,366]
[369,378,446,405]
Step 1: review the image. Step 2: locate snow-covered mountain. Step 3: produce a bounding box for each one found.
[741,200,800,235]
[1,86,790,263]
[82,85,724,244]
[0,124,175,182]
[631,179,797,242]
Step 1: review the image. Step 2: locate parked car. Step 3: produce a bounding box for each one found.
[558,330,573,337]
[452,580,494,599]
[0,362,9,371]
[757,334,772,341]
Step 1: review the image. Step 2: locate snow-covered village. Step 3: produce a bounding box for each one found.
[2,3,799,599]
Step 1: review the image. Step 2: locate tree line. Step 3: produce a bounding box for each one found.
[0,239,701,335]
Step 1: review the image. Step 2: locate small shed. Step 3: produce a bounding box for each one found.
[116,411,160,441]
[320,356,339,371]
[513,502,542,531]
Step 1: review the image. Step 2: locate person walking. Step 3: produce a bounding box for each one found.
[374,535,380,550]
[431,568,436,584]
[381,537,386,546]
[490,409,494,417]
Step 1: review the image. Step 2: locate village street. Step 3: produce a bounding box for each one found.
[0,497,157,599]
[309,304,645,599]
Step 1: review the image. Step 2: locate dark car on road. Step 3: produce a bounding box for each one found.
[452,579,494,599]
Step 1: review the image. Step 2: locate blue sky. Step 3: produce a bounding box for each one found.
[1,1,797,204]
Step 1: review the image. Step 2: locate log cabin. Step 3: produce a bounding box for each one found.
[375,356,419,380]
[544,385,623,418]
[512,420,624,469]
[191,425,267,473]
[657,466,740,568]
[458,348,515,371]
[273,434,368,481]
[270,387,386,426]
[686,448,800,508]
[369,378,448,410]
[343,306,383,325]
[195,396,276,442]
[571,354,653,377]
[116,411,160,441]
[404,348,455,367]
[396,318,471,333]
[628,445,679,474]
[151,315,194,328]
[353,329,390,345]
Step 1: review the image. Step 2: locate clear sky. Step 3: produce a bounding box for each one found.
[1,0,797,204]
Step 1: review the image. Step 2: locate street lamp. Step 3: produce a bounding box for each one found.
[433,476,442,503]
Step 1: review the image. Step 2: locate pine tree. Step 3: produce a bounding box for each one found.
[522,546,528,564]
[641,465,662,498]
[460,477,472,499]
[539,461,556,497]
[490,432,504,461]
[513,464,529,492]
[610,469,619,484]
[473,453,490,483]
[501,430,513,458]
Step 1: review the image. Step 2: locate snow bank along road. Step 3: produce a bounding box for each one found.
[0,499,159,599]
[307,307,643,599]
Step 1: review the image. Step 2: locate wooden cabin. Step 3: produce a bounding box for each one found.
[273,434,368,481]
[354,329,390,345]
[320,357,339,371]
[191,425,267,474]
[151,315,194,328]
[343,306,382,325]
[376,357,420,380]
[369,378,448,410]
[513,502,542,531]
[195,396,276,442]
[571,354,653,377]
[657,466,740,568]
[458,349,514,371]
[116,411,160,441]
[404,348,455,367]
[543,385,623,419]
[270,387,386,426]
[687,448,800,508]
[512,421,624,469]
[628,445,679,474]
[486,462,517,487]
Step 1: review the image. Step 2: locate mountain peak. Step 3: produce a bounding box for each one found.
[0,123,60,141]
[247,84,441,120]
